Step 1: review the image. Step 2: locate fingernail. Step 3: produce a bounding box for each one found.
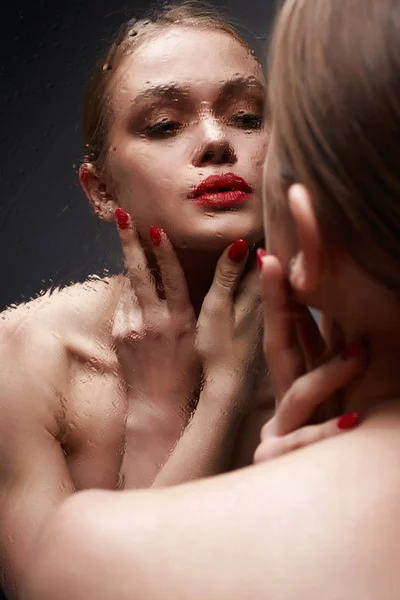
[228,239,248,263]
[115,208,130,230]
[337,412,360,430]
[256,248,267,270]
[340,338,363,360]
[150,225,162,247]
[80,168,89,182]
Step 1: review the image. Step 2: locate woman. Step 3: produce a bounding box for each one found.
[0,4,354,598]
[21,0,400,598]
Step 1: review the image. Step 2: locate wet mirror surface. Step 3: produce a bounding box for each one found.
[0,0,274,310]
[0,1,275,597]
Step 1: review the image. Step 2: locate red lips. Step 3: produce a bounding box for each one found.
[190,173,253,208]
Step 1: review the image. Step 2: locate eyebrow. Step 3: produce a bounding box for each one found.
[131,76,265,106]
[218,76,265,99]
[132,84,190,105]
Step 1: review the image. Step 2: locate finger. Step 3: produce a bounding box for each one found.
[258,253,306,402]
[274,338,367,436]
[253,412,360,463]
[148,226,192,314]
[319,314,345,355]
[313,316,346,422]
[295,305,327,370]
[235,261,262,313]
[115,208,158,308]
[206,239,249,307]
[111,281,143,341]
[234,264,264,353]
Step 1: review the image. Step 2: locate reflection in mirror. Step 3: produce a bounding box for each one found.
[3,0,400,597]
[0,1,275,597]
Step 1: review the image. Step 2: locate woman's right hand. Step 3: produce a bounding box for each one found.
[254,252,367,463]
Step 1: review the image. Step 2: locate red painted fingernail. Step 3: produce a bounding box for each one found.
[80,168,89,182]
[256,248,267,270]
[150,225,162,247]
[228,239,248,263]
[340,338,363,360]
[337,412,359,430]
[115,208,130,230]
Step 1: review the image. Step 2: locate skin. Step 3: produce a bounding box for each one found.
[99,27,266,250]
[2,24,366,600]
[20,57,400,600]
[23,414,400,600]
[0,27,273,598]
[20,210,399,600]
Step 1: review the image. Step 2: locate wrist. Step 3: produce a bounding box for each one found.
[200,372,250,412]
[204,365,255,393]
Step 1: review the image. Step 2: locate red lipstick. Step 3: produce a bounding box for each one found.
[190,173,253,208]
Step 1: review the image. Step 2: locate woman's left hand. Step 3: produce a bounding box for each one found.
[254,252,367,463]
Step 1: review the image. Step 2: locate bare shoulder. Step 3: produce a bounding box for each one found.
[1,276,119,337]
[0,276,120,358]
[40,409,400,600]
[0,277,120,424]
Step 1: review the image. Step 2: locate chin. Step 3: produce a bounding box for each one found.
[170,218,264,251]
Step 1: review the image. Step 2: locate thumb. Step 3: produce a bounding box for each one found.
[209,239,249,303]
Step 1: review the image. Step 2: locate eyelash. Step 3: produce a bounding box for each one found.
[142,112,263,139]
[142,120,182,138]
[231,113,263,130]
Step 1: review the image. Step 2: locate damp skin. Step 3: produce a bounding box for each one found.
[104,27,268,252]
[0,23,273,595]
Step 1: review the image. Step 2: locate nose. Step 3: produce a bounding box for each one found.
[192,116,237,167]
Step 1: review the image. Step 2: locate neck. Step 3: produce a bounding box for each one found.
[143,238,261,317]
[343,330,400,418]
[322,272,400,419]
[174,247,222,316]
[142,244,225,316]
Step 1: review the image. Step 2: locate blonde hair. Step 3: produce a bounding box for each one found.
[82,1,257,166]
[268,0,400,291]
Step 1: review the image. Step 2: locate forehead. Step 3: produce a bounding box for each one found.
[115,27,264,100]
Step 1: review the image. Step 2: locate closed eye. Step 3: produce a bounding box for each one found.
[142,120,183,139]
[231,112,263,130]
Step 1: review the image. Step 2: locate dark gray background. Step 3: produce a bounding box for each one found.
[0,0,276,311]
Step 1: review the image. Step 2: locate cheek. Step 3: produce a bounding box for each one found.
[241,132,269,183]
[108,138,175,197]
[106,144,186,226]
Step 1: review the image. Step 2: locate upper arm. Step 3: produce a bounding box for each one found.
[107,447,398,600]
[0,427,74,596]
[0,320,74,597]
[27,430,400,600]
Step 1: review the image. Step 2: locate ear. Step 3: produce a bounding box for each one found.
[287,183,324,295]
[79,163,117,223]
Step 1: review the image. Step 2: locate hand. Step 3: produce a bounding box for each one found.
[253,252,367,463]
[196,240,263,406]
[113,213,199,413]
[150,240,265,486]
